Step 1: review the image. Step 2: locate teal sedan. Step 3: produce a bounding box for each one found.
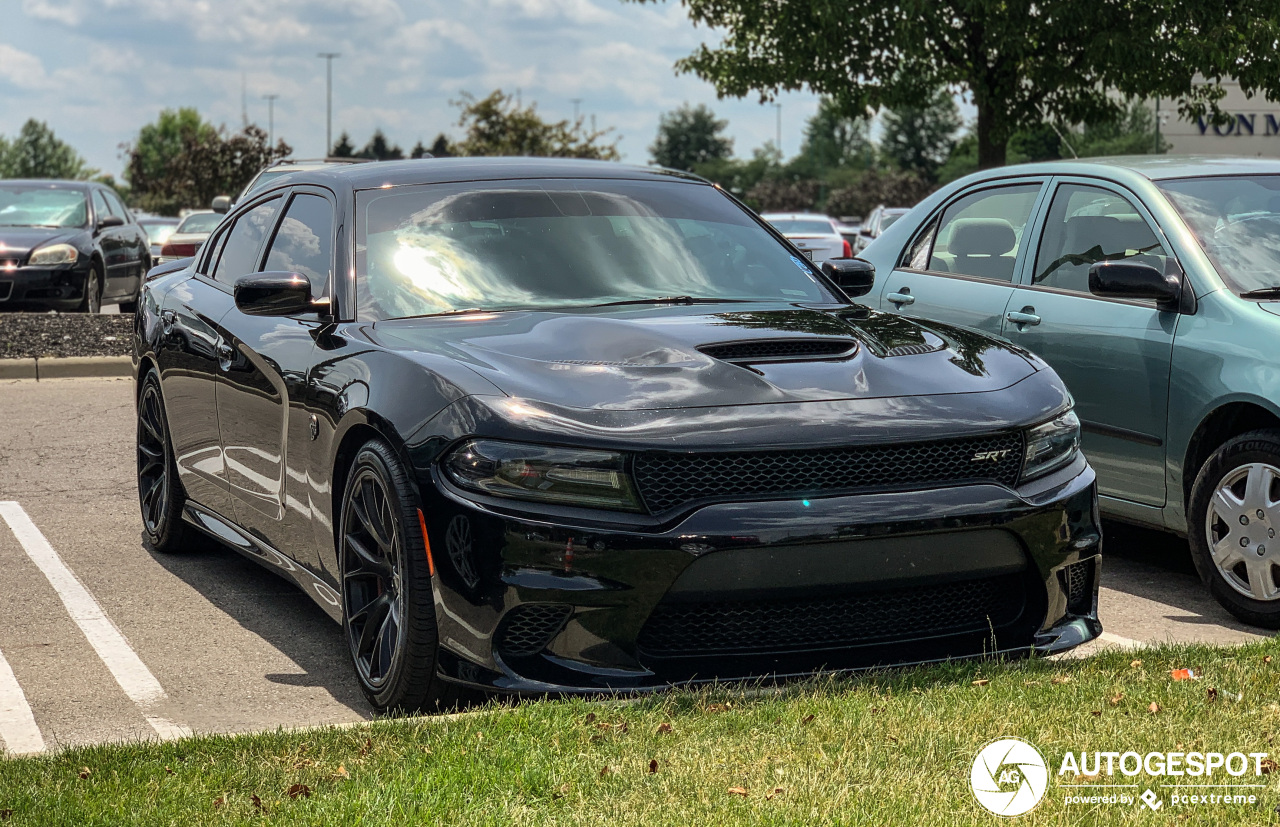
[857,156,1280,627]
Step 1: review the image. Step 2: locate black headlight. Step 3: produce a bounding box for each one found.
[1020,410,1081,483]
[444,439,643,512]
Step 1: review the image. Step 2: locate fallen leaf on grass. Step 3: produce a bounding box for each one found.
[765,787,785,801]
[972,679,989,686]
[1109,692,1125,706]
[1090,710,1102,716]
[292,758,315,770]
[585,712,596,725]
[1149,702,1161,714]
[358,737,373,757]
[801,714,815,725]
[333,765,350,780]
[1208,687,1219,702]
[212,796,225,810]
[599,766,614,777]
[251,795,267,813]
[1051,676,1073,685]
[1262,758,1278,775]
[656,722,673,735]
[286,784,311,800]
[705,703,730,714]
[1,809,13,821]
[1080,774,1100,784]
[78,768,91,780]
[552,783,570,800]
[1266,656,1273,664]
[649,759,659,774]
[727,787,748,797]
[164,766,174,776]
[1130,659,1143,668]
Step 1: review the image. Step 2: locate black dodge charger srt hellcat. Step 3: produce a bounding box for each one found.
[133,158,1101,712]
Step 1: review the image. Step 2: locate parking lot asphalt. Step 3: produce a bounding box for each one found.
[0,377,1269,753]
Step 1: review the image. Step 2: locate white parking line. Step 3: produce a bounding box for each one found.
[0,501,189,741]
[0,645,44,755]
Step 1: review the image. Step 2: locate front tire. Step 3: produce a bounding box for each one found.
[137,370,187,553]
[339,439,458,713]
[77,263,102,314]
[1189,429,1280,628]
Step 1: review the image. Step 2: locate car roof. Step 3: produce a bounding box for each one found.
[260,157,706,192]
[960,154,1280,183]
[0,179,92,189]
[760,212,834,220]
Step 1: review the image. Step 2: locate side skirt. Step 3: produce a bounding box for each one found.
[181,502,343,623]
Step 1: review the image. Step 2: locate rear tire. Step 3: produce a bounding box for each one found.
[137,370,188,553]
[1188,429,1280,628]
[339,438,461,713]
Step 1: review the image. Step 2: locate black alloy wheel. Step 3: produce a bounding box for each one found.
[137,370,186,552]
[339,439,459,712]
[78,263,102,314]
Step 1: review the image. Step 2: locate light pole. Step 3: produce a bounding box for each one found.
[263,94,279,156]
[772,102,783,157]
[571,98,582,133]
[317,52,340,156]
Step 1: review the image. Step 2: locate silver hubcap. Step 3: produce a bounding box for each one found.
[1206,462,1280,601]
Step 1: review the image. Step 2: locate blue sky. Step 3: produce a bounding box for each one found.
[1,0,831,178]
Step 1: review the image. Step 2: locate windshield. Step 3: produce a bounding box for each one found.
[243,169,293,195]
[355,179,837,321]
[768,218,834,235]
[142,222,177,245]
[0,185,88,228]
[176,213,223,234]
[1159,175,1280,295]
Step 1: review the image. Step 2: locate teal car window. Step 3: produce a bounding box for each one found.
[1159,175,1280,296]
[929,184,1040,282]
[1034,184,1169,295]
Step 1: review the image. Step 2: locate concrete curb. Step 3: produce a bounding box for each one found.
[0,356,132,381]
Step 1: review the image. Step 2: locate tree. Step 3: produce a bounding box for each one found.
[123,109,216,192]
[331,132,356,158]
[357,129,403,161]
[429,134,454,157]
[790,99,873,178]
[0,119,92,179]
[410,140,429,159]
[453,91,620,159]
[626,0,1280,168]
[123,117,290,215]
[649,103,733,171]
[880,88,961,183]
[825,170,936,217]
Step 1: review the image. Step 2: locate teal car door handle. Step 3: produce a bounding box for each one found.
[1006,308,1041,326]
[887,291,915,306]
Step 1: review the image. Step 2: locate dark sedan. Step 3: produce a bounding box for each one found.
[0,180,150,313]
[133,158,1102,712]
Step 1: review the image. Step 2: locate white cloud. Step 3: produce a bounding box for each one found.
[0,45,51,90]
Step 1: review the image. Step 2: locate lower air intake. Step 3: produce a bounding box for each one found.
[496,604,572,658]
[1060,558,1096,614]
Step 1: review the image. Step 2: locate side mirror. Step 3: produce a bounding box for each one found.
[822,257,875,298]
[211,195,232,214]
[233,272,318,316]
[97,215,125,230]
[1088,261,1180,309]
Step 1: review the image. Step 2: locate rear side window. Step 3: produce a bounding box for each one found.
[91,190,111,223]
[103,190,129,221]
[928,184,1042,281]
[212,197,281,284]
[263,194,334,295]
[1033,184,1170,295]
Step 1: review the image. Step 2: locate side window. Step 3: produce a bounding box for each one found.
[103,191,129,221]
[263,194,334,295]
[1033,184,1169,295]
[91,190,110,224]
[212,198,281,284]
[928,184,1042,282]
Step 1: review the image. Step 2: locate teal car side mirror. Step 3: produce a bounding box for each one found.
[1088,261,1181,310]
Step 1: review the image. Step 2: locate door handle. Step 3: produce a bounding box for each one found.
[160,309,176,332]
[886,291,915,306]
[1006,309,1041,326]
[216,340,235,369]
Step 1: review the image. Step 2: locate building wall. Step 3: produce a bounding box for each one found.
[1159,81,1280,156]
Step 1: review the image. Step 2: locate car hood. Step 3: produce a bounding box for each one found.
[0,227,82,258]
[369,303,1040,412]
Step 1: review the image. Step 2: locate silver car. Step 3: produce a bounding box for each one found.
[761,212,851,263]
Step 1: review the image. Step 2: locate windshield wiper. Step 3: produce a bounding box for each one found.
[1239,286,1280,300]
[592,296,756,307]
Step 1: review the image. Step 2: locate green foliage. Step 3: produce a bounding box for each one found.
[626,0,1280,168]
[428,133,455,158]
[880,88,961,183]
[0,119,92,180]
[650,103,733,171]
[826,169,937,218]
[123,113,291,216]
[788,99,873,180]
[330,132,356,158]
[357,129,404,161]
[453,91,619,160]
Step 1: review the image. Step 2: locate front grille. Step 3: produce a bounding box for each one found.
[496,603,572,658]
[633,432,1024,514]
[1060,558,1096,614]
[637,572,1026,657]
[699,338,856,362]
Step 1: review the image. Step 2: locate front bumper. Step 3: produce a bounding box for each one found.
[421,455,1102,694]
[0,262,92,310]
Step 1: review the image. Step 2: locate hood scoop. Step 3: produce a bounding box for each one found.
[885,339,946,357]
[698,338,858,364]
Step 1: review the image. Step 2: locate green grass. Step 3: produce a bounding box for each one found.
[4,642,1280,825]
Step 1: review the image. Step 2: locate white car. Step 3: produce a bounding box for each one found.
[761,212,851,263]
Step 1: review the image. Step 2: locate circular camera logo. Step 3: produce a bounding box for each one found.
[971,738,1048,817]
